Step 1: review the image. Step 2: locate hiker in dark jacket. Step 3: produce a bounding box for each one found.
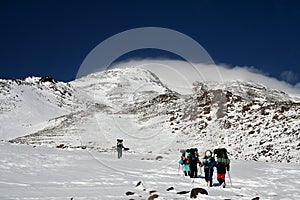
[214,148,230,187]
[202,150,215,187]
[116,139,125,159]
[188,148,201,178]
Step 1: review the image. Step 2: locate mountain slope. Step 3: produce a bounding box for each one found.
[2,68,300,163]
[0,76,87,140]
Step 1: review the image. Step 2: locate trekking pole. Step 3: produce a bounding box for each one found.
[192,170,196,184]
[178,164,185,176]
[228,171,233,187]
[207,169,210,187]
[199,166,202,177]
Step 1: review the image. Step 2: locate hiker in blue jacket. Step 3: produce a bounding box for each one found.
[202,150,216,187]
[179,149,191,176]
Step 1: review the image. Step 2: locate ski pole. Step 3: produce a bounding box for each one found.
[178,164,180,175]
[228,171,233,187]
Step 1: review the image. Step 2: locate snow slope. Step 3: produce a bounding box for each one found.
[1,141,299,200]
[0,77,84,140]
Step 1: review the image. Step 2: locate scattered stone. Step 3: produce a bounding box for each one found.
[149,190,157,194]
[155,156,163,160]
[203,106,211,114]
[177,191,190,195]
[148,194,159,200]
[125,191,135,196]
[249,130,255,135]
[252,197,260,200]
[136,181,142,187]
[166,187,174,191]
[190,188,208,198]
[56,144,65,148]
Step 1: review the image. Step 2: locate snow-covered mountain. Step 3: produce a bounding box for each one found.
[0,76,87,140]
[1,67,299,163]
[1,67,300,199]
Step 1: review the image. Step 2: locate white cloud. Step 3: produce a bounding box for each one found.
[111,59,300,97]
[280,70,299,83]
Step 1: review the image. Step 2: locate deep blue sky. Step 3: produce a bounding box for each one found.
[0,0,299,84]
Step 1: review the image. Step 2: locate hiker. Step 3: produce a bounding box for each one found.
[214,148,230,188]
[188,148,201,178]
[116,139,125,159]
[179,149,191,176]
[202,150,215,187]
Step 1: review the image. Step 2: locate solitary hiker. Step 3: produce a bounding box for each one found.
[116,139,125,159]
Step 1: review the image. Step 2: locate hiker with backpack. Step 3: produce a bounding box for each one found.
[116,139,126,159]
[179,149,191,176]
[188,148,201,178]
[214,148,230,188]
[201,150,215,187]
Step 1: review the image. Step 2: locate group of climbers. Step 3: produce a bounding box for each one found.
[179,147,230,187]
[116,139,230,187]
[179,148,201,178]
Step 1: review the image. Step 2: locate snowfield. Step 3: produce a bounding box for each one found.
[0,142,299,200]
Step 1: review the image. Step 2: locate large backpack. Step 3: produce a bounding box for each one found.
[181,149,191,164]
[181,152,187,164]
[214,148,230,165]
[189,148,199,164]
[117,139,124,148]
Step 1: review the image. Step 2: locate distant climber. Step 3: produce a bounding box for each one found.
[116,139,126,159]
[202,150,215,187]
[214,148,230,188]
[179,149,191,176]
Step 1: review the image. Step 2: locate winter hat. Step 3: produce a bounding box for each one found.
[205,150,212,157]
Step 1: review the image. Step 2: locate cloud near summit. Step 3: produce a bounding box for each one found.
[109,59,300,97]
[281,70,299,83]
